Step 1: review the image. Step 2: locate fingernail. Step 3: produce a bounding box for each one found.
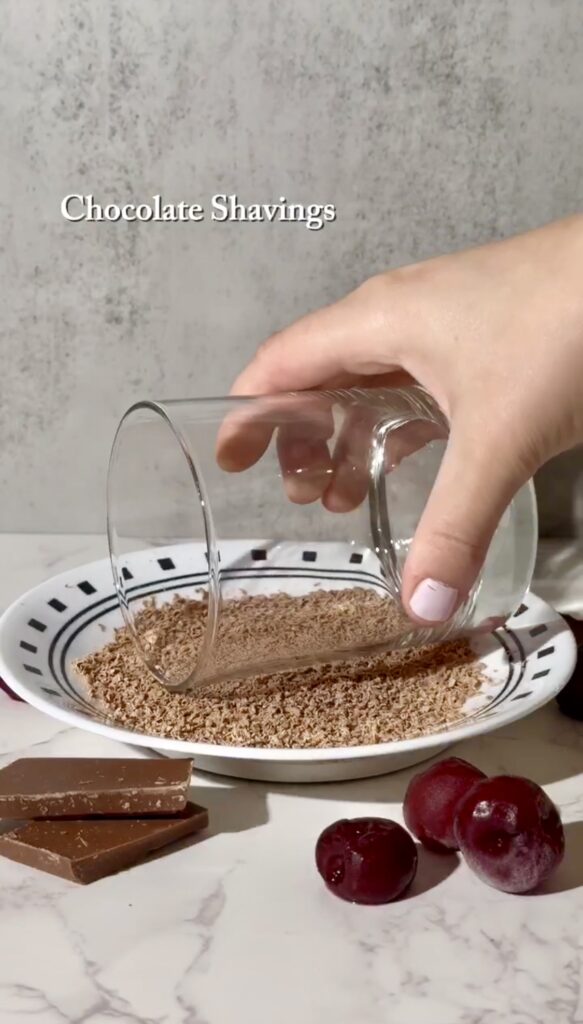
[409,578,458,623]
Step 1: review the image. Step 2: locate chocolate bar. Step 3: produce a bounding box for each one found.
[0,758,193,818]
[0,802,208,883]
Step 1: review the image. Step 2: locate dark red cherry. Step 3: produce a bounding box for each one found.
[403,757,487,853]
[315,817,417,904]
[454,775,565,893]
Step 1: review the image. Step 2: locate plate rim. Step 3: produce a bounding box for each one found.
[0,553,577,763]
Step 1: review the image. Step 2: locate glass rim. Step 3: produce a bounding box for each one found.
[106,399,220,688]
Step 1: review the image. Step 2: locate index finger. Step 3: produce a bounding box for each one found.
[216,392,334,472]
[231,277,404,396]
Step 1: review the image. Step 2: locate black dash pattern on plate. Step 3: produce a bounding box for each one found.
[158,557,175,571]
[20,641,37,654]
[302,551,317,563]
[532,669,550,680]
[23,664,43,676]
[28,618,47,633]
[537,646,555,659]
[251,549,267,561]
[529,624,547,638]
[513,603,528,618]
[77,581,97,595]
[122,567,133,580]
[349,552,363,564]
[48,598,67,613]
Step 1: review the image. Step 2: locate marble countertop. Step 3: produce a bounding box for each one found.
[0,534,582,1024]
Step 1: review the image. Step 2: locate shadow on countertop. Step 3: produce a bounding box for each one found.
[538,820,583,895]
[191,781,270,835]
[404,846,460,900]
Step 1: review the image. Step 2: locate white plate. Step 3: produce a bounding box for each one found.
[0,541,577,782]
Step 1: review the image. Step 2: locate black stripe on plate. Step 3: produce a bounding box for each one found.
[349,552,363,564]
[251,549,267,561]
[122,567,133,580]
[56,586,519,730]
[511,691,533,700]
[214,565,385,586]
[472,623,528,719]
[77,581,97,595]
[48,598,67,613]
[28,618,46,632]
[503,626,528,696]
[302,551,317,562]
[47,573,212,709]
[537,646,555,659]
[472,629,516,718]
[23,664,43,676]
[20,640,37,654]
[48,566,537,727]
[532,669,550,680]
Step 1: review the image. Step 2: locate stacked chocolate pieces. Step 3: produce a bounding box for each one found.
[0,758,208,883]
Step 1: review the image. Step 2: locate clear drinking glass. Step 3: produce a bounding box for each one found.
[107,386,538,690]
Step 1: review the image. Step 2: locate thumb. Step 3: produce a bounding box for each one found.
[401,423,529,625]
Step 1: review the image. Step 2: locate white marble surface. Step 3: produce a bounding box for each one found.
[0,534,582,1024]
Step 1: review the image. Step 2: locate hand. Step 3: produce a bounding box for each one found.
[218,216,583,624]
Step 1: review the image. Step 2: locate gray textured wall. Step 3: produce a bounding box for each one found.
[1,0,582,534]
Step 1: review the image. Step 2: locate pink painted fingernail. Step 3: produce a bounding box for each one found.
[409,578,458,623]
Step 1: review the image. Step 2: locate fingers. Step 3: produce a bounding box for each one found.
[323,412,448,514]
[383,419,448,471]
[216,401,275,471]
[277,429,333,504]
[400,419,530,624]
[231,277,403,397]
[323,407,378,513]
[275,395,336,503]
[216,393,335,488]
[220,271,414,479]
